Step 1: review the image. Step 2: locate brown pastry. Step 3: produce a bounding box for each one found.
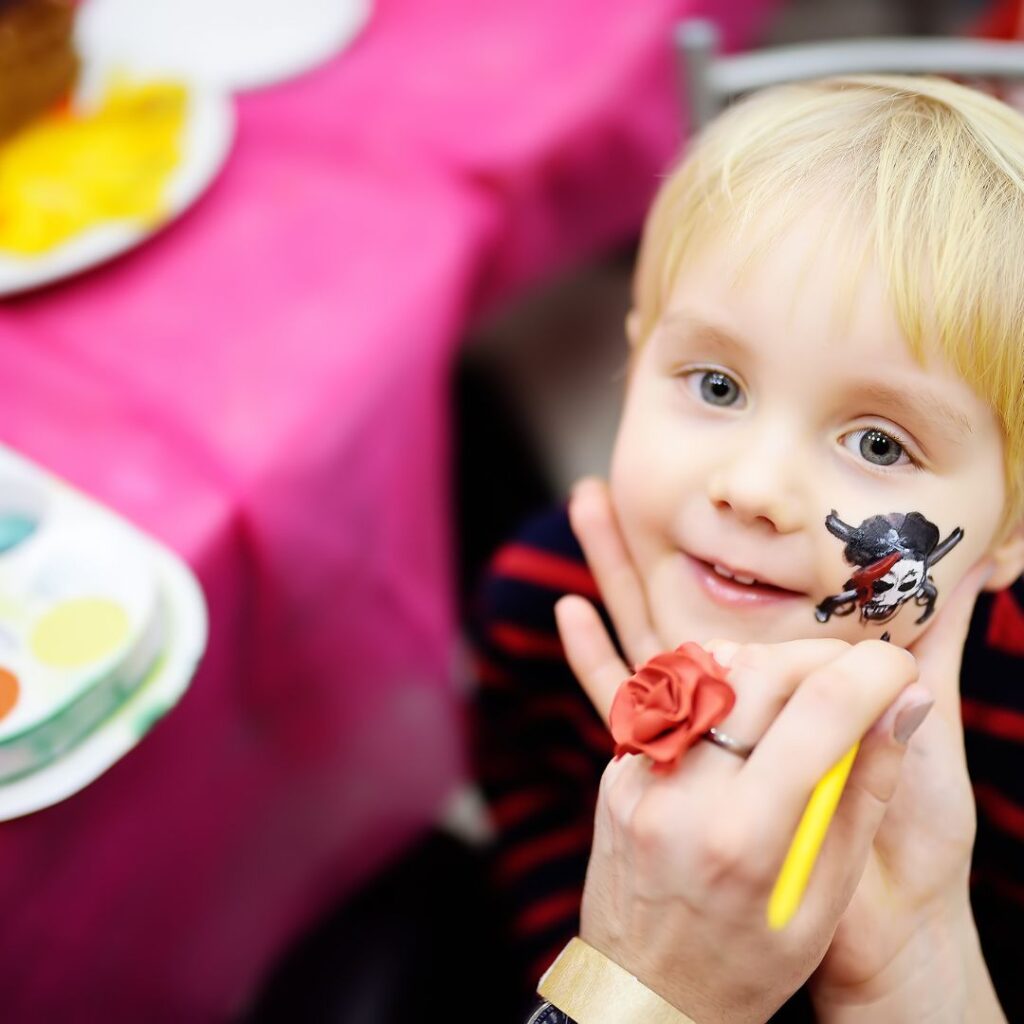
[0,0,79,142]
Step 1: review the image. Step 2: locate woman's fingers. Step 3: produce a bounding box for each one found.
[734,640,919,859]
[687,639,851,771]
[568,477,663,668]
[555,594,632,724]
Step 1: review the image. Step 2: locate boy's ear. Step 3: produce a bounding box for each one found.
[985,521,1024,590]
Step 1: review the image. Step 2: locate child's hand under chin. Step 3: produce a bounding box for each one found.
[563,477,1000,1021]
[809,558,996,1019]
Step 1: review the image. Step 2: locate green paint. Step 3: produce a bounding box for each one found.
[0,514,36,554]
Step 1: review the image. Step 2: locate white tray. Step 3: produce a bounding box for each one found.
[0,445,207,820]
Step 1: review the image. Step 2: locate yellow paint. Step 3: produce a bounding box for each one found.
[0,79,186,255]
[31,598,130,669]
[767,742,859,931]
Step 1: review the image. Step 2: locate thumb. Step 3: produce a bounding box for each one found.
[908,557,994,681]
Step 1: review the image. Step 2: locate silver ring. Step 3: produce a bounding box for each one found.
[703,727,755,760]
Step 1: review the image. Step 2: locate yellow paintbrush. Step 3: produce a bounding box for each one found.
[767,625,895,929]
[767,741,859,931]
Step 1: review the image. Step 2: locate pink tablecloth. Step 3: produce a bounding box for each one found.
[0,0,776,1018]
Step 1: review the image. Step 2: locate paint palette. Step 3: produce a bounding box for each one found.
[0,445,207,819]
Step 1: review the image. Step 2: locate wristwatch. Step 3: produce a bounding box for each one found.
[527,999,577,1023]
[533,938,698,1024]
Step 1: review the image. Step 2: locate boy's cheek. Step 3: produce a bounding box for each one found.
[609,425,668,528]
[607,462,661,565]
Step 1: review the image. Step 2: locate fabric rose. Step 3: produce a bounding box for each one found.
[609,642,735,774]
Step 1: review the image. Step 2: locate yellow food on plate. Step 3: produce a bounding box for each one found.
[0,79,187,256]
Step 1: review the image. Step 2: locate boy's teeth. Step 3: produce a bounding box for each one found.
[713,564,758,586]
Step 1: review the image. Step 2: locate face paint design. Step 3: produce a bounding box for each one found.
[815,510,964,626]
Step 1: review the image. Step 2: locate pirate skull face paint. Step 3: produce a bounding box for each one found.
[815,511,964,626]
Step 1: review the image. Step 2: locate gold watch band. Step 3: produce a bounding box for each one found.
[538,937,699,1024]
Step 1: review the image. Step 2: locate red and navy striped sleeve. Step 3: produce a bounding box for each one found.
[961,578,1024,1020]
[468,504,612,1002]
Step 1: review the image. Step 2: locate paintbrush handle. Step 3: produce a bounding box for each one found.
[767,742,860,931]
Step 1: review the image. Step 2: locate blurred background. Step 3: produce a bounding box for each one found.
[0,0,1018,1021]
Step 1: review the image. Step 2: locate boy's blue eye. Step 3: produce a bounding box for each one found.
[859,429,902,465]
[697,370,743,407]
[841,427,911,468]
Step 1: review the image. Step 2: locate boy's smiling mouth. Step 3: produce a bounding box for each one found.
[684,553,808,609]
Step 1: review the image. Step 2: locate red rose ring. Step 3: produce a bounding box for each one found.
[609,642,742,774]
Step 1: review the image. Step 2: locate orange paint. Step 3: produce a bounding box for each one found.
[0,667,19,722]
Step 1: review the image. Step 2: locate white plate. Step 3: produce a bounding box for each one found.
[0,444,208,821]
[77,0,373,93]
[0,77,235,299]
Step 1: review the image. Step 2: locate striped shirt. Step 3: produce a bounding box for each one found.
[469,504,1024,1022]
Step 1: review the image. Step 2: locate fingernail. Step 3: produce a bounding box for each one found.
[705,640,740,669]
[893,699,934,744]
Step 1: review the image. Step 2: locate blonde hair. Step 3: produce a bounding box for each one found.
[632,75,1024,524]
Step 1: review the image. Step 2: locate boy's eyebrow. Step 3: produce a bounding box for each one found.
[659,312,750,358]
[659,311,974,446]
[847,381,974,447]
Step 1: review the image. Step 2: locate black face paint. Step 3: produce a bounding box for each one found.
[815,511,964,626]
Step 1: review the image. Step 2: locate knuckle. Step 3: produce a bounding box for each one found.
[608,791,635,831]
[858,639,919,684]
[732,642,767,670]
[599,761,634,825]
[891,645,920,680]
[693,821,751,885]
[629,797,669,853]
[630,628,661,662]
[762,664,799,705]
[860,638,917,671]
[815,638,852,658]
[797,672,847,720]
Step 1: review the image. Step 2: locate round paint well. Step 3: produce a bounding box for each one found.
[0,477,48,556]
[0,668,18,722]
[30,598,131,669]
[0,514,37,554]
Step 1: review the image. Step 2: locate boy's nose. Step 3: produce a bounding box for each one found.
[706,440,804,535]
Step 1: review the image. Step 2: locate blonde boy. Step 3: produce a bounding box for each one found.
[473,75,1024,1022]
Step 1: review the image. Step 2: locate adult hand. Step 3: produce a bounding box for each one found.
[556,479,933,1024]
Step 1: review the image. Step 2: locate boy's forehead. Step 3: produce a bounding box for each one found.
[665,212,885,342]
[663,211,965,382]
[662,236,902,367]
